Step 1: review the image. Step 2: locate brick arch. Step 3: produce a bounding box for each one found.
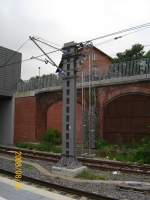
[97,84,150,139]
[47,101,62,133]
[47,100,83,144]
[36,91,62,140]
[101,85,150,107]
[103,93,150,144]
[104,91,150,108]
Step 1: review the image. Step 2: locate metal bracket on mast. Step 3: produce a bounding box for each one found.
[30,56,49,64]
[29,36,65,75]
[29,36,58,68]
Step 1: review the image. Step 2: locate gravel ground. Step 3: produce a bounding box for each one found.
[0,155,150,200]
[26,157,150,182]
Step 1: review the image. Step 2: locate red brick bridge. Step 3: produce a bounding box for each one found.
[14,62,150,144]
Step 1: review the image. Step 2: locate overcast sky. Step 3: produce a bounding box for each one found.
[1,0,150,80]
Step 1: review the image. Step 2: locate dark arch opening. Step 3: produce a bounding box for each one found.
[103,93,150,144]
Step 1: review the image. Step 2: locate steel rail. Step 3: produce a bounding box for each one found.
[0,169,118,200]
[0,146,150,175]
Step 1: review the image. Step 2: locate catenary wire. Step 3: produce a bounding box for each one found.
[95,26,150,46]
[1,22,150,69]
[0,39,29,68]
[32,37,62,51]
[37,36,61,48]
[0,49,61,69]
[83,22,150,44]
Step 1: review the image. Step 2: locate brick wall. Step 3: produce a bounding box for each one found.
[35,92,62,140]
[79,47,112,78]
[14,96,36,143]
[97,82,150,143]
[14,45,150,145]
[47,101,62,132]
[47,101,83,144]
[103,94,150,144]
[14,81,150,145]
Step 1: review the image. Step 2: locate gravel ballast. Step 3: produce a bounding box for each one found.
[0,155,150,200]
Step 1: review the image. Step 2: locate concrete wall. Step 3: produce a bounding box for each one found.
[0,97,15,144]
[0,46,21,145]
[0,46,21,96]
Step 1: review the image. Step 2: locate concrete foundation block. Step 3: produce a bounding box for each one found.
[51,166,87,177]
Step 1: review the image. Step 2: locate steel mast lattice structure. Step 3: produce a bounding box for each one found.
[29,37,86,169]
[55,41,85,168]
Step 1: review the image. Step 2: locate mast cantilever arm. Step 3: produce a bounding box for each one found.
[32,37,61,51]
[29,36,58,67]
[31,56,49,64]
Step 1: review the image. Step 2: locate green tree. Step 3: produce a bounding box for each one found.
[145,50,150,59]
[113,43,145,62]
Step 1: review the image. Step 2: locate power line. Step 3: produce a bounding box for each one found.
[32,49,61,59]
[84,22,150,44]
[32,37,62,51]
[0,36,62,69]
[34,23,150,53]
[0,48,61,69]
[109,44,150,58]
[0,39,29,68]
[95,26,150,46]
[37,36,61,48]
[29,36,58,67]
[1,22,150,69]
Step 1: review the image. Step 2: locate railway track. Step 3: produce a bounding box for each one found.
[0,169,118,200]
[0,145,150,175]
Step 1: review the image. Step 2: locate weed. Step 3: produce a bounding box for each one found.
[76,169,107,180]
[42,128,61,145]
[95,137,150,164]
[16,142,61,153]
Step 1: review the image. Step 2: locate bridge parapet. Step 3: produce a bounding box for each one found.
[106,57,150,78]
[17,74,62,92]
[17,58,150,92]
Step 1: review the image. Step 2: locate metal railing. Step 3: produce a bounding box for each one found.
[17,58,150,92]
[17,75,62,92]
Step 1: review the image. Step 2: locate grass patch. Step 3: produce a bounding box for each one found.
[96,137,150,164]
[16,128,62,153]
[16,142,61,153]
[25,164,34,170]
[76,169,107,180]
[42,128,61,145]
